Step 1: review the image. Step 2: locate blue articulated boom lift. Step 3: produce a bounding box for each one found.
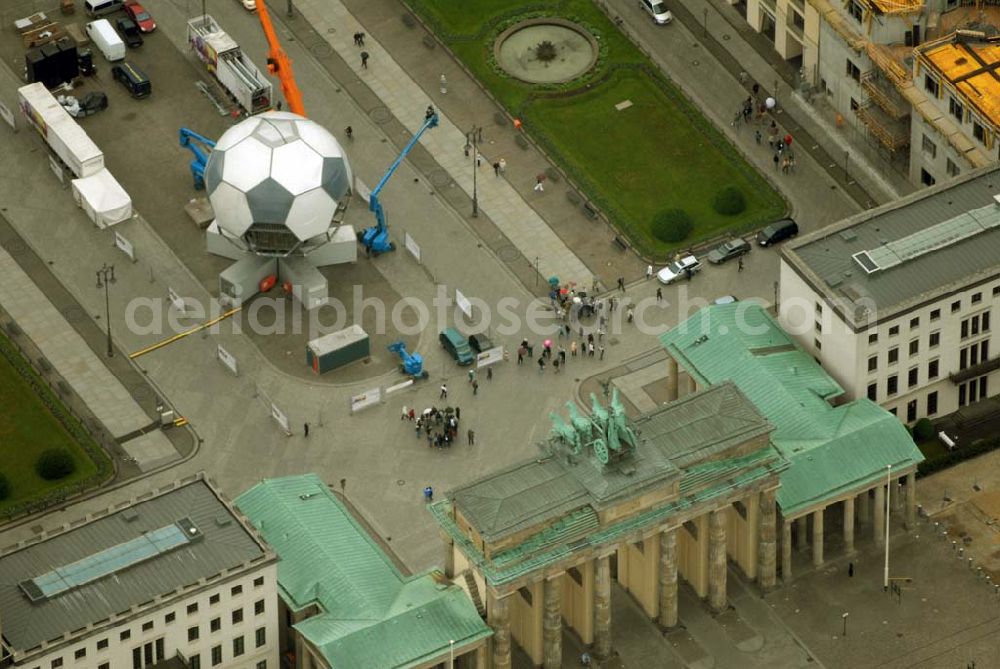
[179,128,217,190]
[359,107,439,256]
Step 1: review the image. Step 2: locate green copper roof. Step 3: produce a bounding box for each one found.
[236,475,490,668]
[660,303,924,516]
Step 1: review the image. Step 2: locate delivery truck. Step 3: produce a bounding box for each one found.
[187,15,271,115]
[17,82,104,178]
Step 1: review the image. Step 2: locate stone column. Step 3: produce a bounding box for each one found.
[685,373,697,397]
[594,555,612,659]
[905,471,917,530]
[488,593,511,669]
[812,507,824,567]
[843,497,855,555]
[708,509,727,612]
[758,489,777,590]
[874,485,885,548]
[474,645,486,669]
[795,516,808,551]
[781,519,793,583]
[543,575,562,669]
[658,528,679,628]
[443,536,455,579]
[666,355,678,402]
[858,489,870,527]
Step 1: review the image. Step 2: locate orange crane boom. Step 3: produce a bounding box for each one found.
[256,1,306,116]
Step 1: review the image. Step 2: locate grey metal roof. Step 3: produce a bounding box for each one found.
[783,167,1000,327]
[0,477,270,652]
[449,383,772,542]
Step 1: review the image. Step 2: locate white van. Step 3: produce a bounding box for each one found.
[85,0,125,16]
[86,19,126,62]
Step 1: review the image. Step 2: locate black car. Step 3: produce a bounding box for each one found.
[115,17,143,48]
[468,333,494,354]
[757,218,799,247]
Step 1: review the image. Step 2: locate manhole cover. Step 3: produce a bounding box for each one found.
[310,42,332,58]
[369,106,391,125]
[723,34,731,41]
[396,479,406,486]
[130,384,154,401]
[429,169,451,187]
[60,305,85,322]
[326,27,336,34]
[2,237,27,255]
[495,244,520,262]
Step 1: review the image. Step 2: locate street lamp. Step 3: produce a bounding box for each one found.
[448,640,455,669]
[96,263,116,357]
[466,126,482,217]
[884,463,892,591]
[842,612,849,636]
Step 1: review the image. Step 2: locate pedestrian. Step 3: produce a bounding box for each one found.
[617,276,625,292]
[559,347,566,364]
[468,368,476,383]
[353,31,361,46]
[476,151,483,168]
[401,406,408,420]
[345,126,353,140]
[408,408,415,421]
[597,328,605,342]
[646,264,653,280]
[773,153,780,170]
[848,562,854,578]
[276,101,283,111]
[587,333,594,345]
[656,287,663,303]
[456,406,461,421]
[440,384,448,399]
[738,256,744,272]
[581,651,592,667]
[472,379,479,395]
[527,343,534,358]
[415,420,422,438]
[571,341,578,356]
[537,357,546,373]
[534,174,546,192]
[303,422,309,437]
[423,486,433,501]
[493,161,500,176]
[357,31,366,46]
[517,346,525,365]
[627,307,634,323]
[360,51,369,69]
[487,366,493,381]
[553,358,560,373]
[467,429,475,445]
[498,157,506,174]
[755,129,762,145]
[599,345,605,360]
[588,342,595,357]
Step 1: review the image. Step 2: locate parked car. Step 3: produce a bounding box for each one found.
[468,333,494,355]
[115,17,143,48]
[756,218,799,247]
[707,238,751,264]
[657,255,701,284]
[639,0,672,24]
[714,295,737,305]
[123,0,155,32]
[112,62,151,98]
[440,328,475,366]
[238,0,257,9]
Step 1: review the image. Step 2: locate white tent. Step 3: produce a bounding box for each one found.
[71,168,132,228]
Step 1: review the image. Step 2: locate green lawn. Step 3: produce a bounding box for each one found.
[0,336,109,517]
[409,0,786,258]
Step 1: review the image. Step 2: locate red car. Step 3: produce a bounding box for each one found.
[124,1,156,32]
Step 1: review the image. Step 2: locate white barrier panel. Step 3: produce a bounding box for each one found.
[168,287,186,312]
[271,402,291,435]
[114,231,135,261]
[0,102,14,130]
[350,386,382,413]
[404,231,421,262]
[456,289,472,318]
[385,379,414,395]
[217,344,238,376]
[477,345,504,369]
[49,155,64,184]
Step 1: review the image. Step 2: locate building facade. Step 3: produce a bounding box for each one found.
[431,386,787,668]
[0,473,279,669]
[780,166,1000,423]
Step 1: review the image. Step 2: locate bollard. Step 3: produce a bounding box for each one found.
[953,541,958,551]
[959,547,964,558]
[978,567,984,579]
[969,557,974,569]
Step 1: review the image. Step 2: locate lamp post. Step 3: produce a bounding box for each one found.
[448,640,455,669]
[884,464,892,591]
[96,263,115,358]
[842,612,849,637]
[466,126,481,217]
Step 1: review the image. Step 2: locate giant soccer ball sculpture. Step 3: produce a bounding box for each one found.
[204,112,353,257]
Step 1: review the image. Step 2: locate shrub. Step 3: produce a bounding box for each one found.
[35,449,76,481]
[917,435,1000,477]
[535,40,558,62]
[652,209,693,243]
[913,418,935,442]
[713,185,747,216]
[0,474,9,500]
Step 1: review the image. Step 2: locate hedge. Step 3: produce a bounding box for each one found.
[917,435,1000,477]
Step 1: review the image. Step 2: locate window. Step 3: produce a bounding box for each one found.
[961,347,969,370]
[909,339,919,356]
[922,134,937,158]
[121,630,132,641]
[211,617,221,633]
[888,347,899,364]
[921,168,936,187]
[211,645,223,667]
[981,375,988,399]
[846,59,861,82]
[928,391,938,416]
[908,367,919,388]
[868,355,878,372]
[962,319,969,338]
[973,292,983,304]
[165,612,175,624]
[907,399,917,423]
[869,332,879,344]
[257,662,267,669]
[233,636,245,657]
[814,338,822,350]
[889,325,899,337]
[929,359,939,379]
[868,382,878,401]
[51,660,62,669]
[254,576,264,588]
[191,657,201,669]
[947,158,961,178]
[931,308,941,321]
[910,317,920,329]
[887,375,899,395]
[188,626,200,642]
[930,331,940,348]
[849,0,863,21]
[994,286,1000,297]
[952,300,962,313]
[99,664,110,669]
[890,407,898,416]
[984,311,991,332]
[75,649,86,660]
[815,302,824,315]
[231,585,243,597]
[255,627,267,648]
[924,74,939,96]
[960,382,968,407]
[187,603,198,615]
[254,599,265,615]
[974,120,986,144]
[210,593,220,605]
[142,621,153,632]
[233,608,244,624]
[949,96,964,122]
[97,638,109,651]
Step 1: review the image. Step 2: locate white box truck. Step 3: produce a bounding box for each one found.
[17,83,104,178]
[85,19,125,62]
[187,15,272,115]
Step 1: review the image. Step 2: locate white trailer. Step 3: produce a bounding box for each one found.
[187,15,272,115]
[17,83,104,178]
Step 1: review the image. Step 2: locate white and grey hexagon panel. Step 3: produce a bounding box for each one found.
[205,112,353,243]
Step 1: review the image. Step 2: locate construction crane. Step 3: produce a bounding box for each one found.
[178,128,216,190]
[360,107,440,255]
[255,0,305,116]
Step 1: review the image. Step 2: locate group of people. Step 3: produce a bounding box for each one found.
[732,85,797,176]
[407,405,474,448]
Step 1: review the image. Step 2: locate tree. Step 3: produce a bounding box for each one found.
[913,418,935,442]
